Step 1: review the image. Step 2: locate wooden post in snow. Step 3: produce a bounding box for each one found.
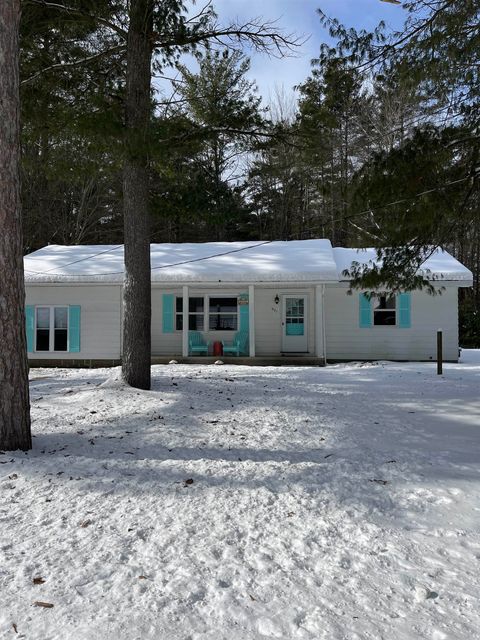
[437,329,443,375]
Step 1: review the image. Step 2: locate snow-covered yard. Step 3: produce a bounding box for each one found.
[2,353,480,639]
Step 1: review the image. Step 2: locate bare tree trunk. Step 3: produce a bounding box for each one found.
[0,0,31,451]
[122,0,153,390]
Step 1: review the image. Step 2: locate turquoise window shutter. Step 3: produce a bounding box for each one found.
[163,294,175,333]
[25,305,35,352]
[239,293,249,332]
[359,294,372,328]
[68,306,81,352]
[398,293,411,328]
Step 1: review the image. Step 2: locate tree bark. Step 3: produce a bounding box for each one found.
[0,0,32,450]
[122,0,153,390]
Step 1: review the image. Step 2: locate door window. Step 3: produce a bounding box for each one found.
[285,298,305,335]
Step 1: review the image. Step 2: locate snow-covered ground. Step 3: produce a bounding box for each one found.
[2,353,480,639]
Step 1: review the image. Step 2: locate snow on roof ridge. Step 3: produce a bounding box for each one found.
[24,239,339,284]
[332,246,473,283]
[23,240,472,285]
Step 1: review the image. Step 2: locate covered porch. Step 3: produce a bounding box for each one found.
[157,284,327,361]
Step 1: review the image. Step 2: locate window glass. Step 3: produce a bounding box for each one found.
[189,315,204,331]
[54,307,68,329]
[209,314,237,331]
[374,295,395,311]
[36,307,69,351]
[189,297,204,313]
[36,308,50,351]
[176,297,205,331]
[37,307,50,329]
[36,330,50,351]
[209,297,237,313]
[373,295,396,326]
[286,298,304,317]
[208,297,238,331]
[54,329,68,351]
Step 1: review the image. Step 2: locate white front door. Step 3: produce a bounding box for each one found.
[282,295,308,353]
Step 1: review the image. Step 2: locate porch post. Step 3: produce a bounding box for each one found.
[182,285,188,357]
[315,284,323,359]
[248,284,255,357]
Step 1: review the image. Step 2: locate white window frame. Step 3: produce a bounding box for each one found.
[175,294,239,332]
[35,306,69,352]
[372,293,397,327]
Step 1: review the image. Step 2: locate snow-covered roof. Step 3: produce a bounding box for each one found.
[23,240,473,285]
[333,247,473,284]
[23,240,340,284]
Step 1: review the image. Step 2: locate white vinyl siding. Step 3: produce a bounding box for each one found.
[26,281,461,362]
[25,285,121,359]
[325,285,459,361]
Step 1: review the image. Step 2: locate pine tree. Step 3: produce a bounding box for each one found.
[0,0,31,451]
[121,0,154,390]
[173,50,262,239]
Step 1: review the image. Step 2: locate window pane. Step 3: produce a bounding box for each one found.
[176,298,183,313]
[375,295,395,311]
[54,307,68,329]
[54,329,68,351]
[37,307,50,329]
[374,311,396,326]
[36,329,50,351]
[209,297,237,313]
[286,298,304,318]
[209,314,237,331]
[189,315,204,331]
[189,297,204,313]
[176,315,183,331]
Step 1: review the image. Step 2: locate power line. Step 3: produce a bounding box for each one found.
[24,177,474,277]
[288,175,473,240]
[39,244,124,273]
[24,240,274,278]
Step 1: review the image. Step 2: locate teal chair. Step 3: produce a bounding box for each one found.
[222,329,249,356]
[188,331,209,355]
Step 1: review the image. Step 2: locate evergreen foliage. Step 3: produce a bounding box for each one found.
[17,0,480,346]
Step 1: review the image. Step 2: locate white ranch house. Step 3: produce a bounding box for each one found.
[23,239,473,365]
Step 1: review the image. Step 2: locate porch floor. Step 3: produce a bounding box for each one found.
[151,356,326,366]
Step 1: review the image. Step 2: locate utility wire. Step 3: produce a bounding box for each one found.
[37,244,124,273]
[24,176,474,277]
[24,240,274,277]
[289,175,473,240]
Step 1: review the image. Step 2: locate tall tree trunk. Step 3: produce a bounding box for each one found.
[122,0,153,390]
[0,0,31,450]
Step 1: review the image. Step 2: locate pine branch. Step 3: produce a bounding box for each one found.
[23,0,128,39]
[21,44,126,85]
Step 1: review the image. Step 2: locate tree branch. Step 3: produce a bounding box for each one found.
[154,18,302,58]
[23,0,128,39]
[21,44,126,85]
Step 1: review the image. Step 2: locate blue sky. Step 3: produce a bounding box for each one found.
[210,0,407,104]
